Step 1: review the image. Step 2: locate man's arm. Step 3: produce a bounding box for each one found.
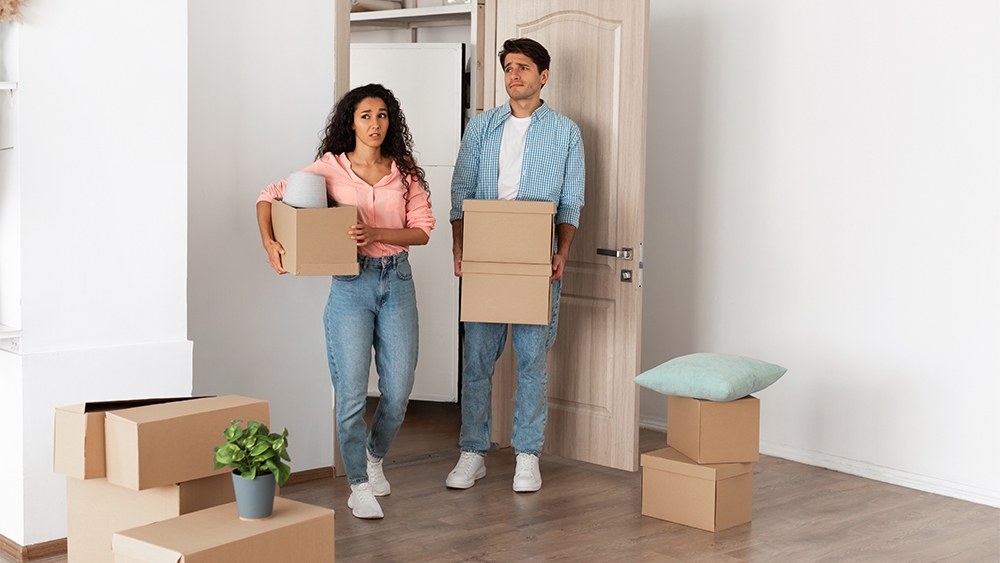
[451,219,464,277]
[551,223,576,281]
[450,115,485,277]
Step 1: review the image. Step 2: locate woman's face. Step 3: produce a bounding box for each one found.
[352,96,390,151]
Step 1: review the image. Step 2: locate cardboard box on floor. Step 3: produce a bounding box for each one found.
[111,497,335,563]
[54,398,200,480]
[105,396,269,491]
[271,199,358,276]
[641,447,753,532]
[667,395,760,464]
[67,473,235,563]
[460,261,552,325]
[462,199,556,264]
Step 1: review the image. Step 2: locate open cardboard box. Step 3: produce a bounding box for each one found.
[667,395,760,464]
[54,398,202,480]
[641,447,753,532]
[271,199,358,276]
[111,497,335,563]
[104,396,269,491]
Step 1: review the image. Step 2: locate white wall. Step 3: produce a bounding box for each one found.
[641,0,1000,506]
[0,0,191,545]
[0,352,24,543]
[188,1,342,472]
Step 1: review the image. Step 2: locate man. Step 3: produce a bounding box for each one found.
[447,37,585,493]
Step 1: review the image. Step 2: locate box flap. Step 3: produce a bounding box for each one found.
[641,447,752,480]
[463,199,557,215]
[105,396,263,425]
[462,261,553,276]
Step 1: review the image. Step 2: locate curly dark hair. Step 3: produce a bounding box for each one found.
[316,83,427,193]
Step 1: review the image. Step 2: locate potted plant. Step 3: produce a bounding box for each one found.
[214,419,291,521]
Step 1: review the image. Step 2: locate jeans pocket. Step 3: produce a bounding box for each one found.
[334,273,361,282]
[395,259,413,281]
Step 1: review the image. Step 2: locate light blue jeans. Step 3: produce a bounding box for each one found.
[459,280,562,457]
[324,252,418,485]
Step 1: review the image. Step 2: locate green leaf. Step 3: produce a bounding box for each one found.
[250,442,271,457]
[280,449,291,462]
[246,466,257,480]
[276,462,291,487]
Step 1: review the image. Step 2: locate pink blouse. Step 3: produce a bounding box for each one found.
[258,153,435,258]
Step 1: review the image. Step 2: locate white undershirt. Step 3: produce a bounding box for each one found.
[497,115,531,201]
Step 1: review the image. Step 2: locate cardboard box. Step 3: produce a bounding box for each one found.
[111,497,335,563]
[462,199,556,264]
[54,398,201,480]
[641,447,753,532]
[271,199,358,276]
[460,261,552,325]
[667,395,760,464]
[67,473,235,563]
[105,396,269,491]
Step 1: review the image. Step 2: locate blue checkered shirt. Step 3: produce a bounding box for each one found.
[450,101,585,227]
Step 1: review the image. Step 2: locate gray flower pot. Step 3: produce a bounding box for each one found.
[232,470,276,521]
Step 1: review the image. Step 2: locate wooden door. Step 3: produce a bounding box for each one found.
[490,0,649,471]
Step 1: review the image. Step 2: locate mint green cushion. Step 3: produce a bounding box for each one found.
[633,353,786,402]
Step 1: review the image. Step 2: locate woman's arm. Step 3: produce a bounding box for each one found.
[349,224,429,247]
[256,200,288,274]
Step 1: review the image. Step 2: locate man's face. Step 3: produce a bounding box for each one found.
[503,53,549,102]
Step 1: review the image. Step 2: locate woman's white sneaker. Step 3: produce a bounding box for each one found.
[348,482,384,519]
[366,451,391,496]
[445,452,487,489]
[512,453,542,492]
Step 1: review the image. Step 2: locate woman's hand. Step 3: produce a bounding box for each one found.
[349,222,380,247]
[264,239,288,274]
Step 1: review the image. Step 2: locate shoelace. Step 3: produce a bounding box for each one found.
[515,454,534,476]
[368,458,385,482]
[354,483,376,502]
[454,453,478,474]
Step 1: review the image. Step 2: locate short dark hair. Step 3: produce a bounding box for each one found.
[499,38,550,73]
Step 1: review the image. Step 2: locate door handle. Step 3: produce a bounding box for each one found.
[596,247,633,260]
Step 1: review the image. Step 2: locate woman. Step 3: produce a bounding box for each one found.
[255,84,434,519]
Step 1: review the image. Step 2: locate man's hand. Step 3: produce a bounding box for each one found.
[551,253,568,281]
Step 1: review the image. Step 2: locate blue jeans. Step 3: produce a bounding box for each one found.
[459,280,562,457]
[324,252,418,485]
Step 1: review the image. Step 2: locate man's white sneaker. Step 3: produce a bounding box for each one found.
[347,482,384,519]
[512,453,542,492]
[366,450,390,497]
[445,452,487,489]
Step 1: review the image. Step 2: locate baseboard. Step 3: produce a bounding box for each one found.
[0,533,67,562]
[639,415,667,433]
[760,440,1000,508]
[284,466,336,486]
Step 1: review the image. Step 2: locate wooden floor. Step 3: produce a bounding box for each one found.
[9,399,999,563]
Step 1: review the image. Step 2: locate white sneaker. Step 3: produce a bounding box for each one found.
[445,452,487,489]
[512,453,542,492]
[347,482,384,519]
[366,450,390,497]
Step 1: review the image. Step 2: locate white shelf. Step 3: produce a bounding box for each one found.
[0,324,21,354]
[0,82,17,90]
[351,4,474,29]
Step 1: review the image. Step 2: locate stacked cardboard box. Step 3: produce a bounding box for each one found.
[460,199,557,325]
[641,395,760,532]
[54,396,270,563]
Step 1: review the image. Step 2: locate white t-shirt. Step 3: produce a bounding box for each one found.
[497,115,531,200]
